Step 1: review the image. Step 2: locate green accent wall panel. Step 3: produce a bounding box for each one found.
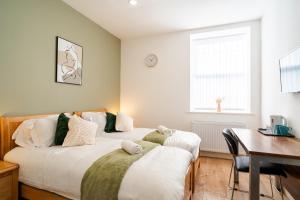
[0,0,120,116]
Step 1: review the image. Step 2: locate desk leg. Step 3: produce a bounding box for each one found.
[249,155,260,200]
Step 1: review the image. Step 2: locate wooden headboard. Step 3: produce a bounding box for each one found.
[0,113,58,160]
[74,108,107,117]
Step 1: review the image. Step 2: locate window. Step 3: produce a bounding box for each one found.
[190,27,251,113]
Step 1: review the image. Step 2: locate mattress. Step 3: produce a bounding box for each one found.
[4,137,192,200]
[99,128,201,160]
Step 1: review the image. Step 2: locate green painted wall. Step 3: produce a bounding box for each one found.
[0,0,120,116]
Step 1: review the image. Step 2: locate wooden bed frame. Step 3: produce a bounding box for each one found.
[0,111,194,200]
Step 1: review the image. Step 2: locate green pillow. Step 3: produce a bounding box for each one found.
[105,112,117,133]
[54,113,70,145]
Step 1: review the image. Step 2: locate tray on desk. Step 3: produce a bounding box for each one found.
[258,129,295,137]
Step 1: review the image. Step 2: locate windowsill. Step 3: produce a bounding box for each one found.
[188,110,255,115]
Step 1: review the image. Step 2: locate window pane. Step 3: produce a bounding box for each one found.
[190,27,250,112]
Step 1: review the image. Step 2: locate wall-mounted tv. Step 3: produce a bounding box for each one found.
[279,47,300,93]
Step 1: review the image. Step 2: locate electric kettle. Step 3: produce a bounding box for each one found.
[270,115,287,131]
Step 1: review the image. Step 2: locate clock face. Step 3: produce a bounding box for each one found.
[144,54,158,67]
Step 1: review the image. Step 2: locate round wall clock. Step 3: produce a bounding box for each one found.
[144,54,158,67]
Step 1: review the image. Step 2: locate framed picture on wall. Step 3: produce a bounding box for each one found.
[56,36,83,85]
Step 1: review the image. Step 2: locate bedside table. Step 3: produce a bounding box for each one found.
[0,161,18,200]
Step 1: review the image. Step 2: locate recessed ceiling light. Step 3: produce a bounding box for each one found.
[129,0,138,6]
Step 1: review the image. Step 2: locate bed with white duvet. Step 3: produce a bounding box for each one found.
[4,137,192,200]
[79,111,201,161]
[99,128,201,161]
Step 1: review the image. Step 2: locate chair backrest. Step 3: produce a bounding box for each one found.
[222,129,238,155]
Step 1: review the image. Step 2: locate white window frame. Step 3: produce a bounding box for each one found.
[189,26,251,113]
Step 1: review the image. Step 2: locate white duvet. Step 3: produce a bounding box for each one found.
[4,137,192,200]
[100,128,201,160]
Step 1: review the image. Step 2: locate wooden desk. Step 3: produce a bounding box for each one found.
[231,128,300,200]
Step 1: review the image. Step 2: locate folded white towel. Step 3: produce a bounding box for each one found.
[122,140,143,155]
[158,125,176,136]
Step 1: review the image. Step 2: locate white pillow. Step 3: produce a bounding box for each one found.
[62,115,98,147]
[12,119,35,140]
[12,115,59,148]
[82,112,106,136]
[12,119,35,148]
[115,113,134,132]
[30,118,57,148]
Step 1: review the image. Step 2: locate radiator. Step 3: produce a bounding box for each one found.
[192,121,246,153]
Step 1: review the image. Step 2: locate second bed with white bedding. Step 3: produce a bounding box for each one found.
[4,137,192,200]
[99,128,201,160]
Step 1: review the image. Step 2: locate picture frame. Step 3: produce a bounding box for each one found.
[56,36,83,85]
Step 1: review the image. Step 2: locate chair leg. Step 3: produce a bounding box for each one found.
[228,162,233,188]
[269,175,274,199]
[229,173,279,200]
[231,182,235,200]
[279,176,284,200]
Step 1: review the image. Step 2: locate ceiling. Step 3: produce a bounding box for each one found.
[62,0,268,39]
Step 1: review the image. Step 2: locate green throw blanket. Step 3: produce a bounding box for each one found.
[81,140,159,200]
[143,130,168,145]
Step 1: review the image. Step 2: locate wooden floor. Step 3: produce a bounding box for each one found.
[193,157,288,200]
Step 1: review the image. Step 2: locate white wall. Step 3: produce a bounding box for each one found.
[121,21,261,131]
[261,0,300,138]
